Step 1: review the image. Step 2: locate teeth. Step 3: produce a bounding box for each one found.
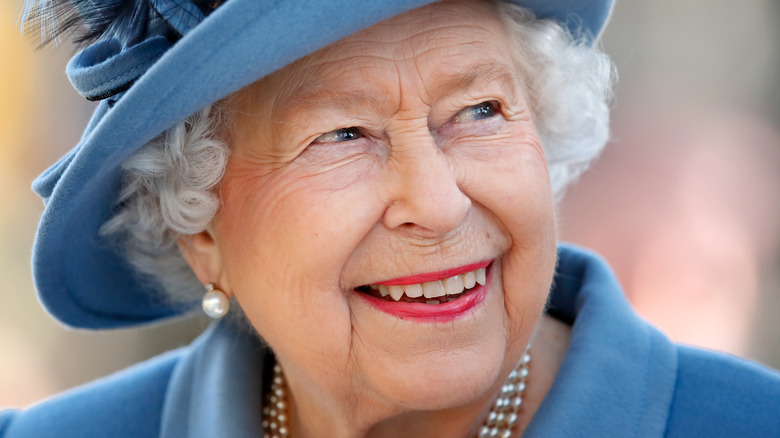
[403,283,423,298]
[367,265,488,302]
[422,280,446,298]
[476,268,486,286]
[388,285,404,301]
[463,271,476,289]
[442,275,465,295]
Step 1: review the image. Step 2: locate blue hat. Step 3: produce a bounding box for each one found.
[29,0,613,329]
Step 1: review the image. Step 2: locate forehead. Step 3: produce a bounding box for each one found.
[239,0,517,107]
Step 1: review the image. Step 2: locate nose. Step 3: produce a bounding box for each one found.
[381,131,471,236]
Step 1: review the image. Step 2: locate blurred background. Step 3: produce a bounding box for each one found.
[2,0,779,408]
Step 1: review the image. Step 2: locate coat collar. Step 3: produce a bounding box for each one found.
[160,320,266,438]
[526,244,678,436]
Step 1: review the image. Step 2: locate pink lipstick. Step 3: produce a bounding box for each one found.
[357,261,493,323]
[376,260,490,286]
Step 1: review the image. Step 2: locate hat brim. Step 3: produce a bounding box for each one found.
[32,0,613,329]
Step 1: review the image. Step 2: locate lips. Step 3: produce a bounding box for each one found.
[356,260,491,317]
[355,261,493,322]
[364,265,487,304]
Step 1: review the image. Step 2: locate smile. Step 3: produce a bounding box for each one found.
[355,261,493,322]
[365,264,487,304]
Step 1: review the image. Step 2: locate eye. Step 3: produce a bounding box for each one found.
[313,127,363,144]
[453,101,498,123]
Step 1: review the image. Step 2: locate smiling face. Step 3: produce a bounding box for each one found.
[182,0,557,433]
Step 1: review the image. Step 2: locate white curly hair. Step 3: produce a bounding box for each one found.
[100,1,616,305]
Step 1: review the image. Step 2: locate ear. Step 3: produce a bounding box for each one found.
[178,229,230,294]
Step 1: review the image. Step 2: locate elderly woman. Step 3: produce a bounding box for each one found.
[3,0,780,437]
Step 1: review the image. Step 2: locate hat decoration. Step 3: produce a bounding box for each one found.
[21,0,222,100]
[21,0,224,45]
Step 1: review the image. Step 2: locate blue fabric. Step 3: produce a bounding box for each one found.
[1,349,180,437]
[520,0,612,41]
[526,244,678,436]
[4,246,779,436]
[30,0,615,329]
[158,323,265,437]
[665,346,780,437]
[66,36,173,100]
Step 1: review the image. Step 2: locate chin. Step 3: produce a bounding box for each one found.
[393,348,511,412]
[357,274,529,414]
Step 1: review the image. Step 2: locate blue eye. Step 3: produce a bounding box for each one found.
[453,101,498,123]
[314,127,363,143]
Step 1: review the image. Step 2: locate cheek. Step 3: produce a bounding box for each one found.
[217,151,383,265]
[455,128,557,339]
[454,128,554,238]
[213,155,386,362]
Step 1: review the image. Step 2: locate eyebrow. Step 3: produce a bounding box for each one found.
[280,60,519,117]
[427,61,519,102]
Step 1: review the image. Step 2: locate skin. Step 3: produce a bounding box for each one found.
[180,0,567,436]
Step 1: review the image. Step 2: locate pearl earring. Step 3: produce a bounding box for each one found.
[202,282,230,319]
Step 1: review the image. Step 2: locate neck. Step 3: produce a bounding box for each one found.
[288,382,500,438]
[277,315,570,438]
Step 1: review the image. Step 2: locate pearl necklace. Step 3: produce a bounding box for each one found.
[262,362,290,437]
[262,348,530,438]
[477,348,531,438]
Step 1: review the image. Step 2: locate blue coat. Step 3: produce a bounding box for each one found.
[3,245,779,437]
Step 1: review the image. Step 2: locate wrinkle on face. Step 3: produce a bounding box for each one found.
[206,0,557,433]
